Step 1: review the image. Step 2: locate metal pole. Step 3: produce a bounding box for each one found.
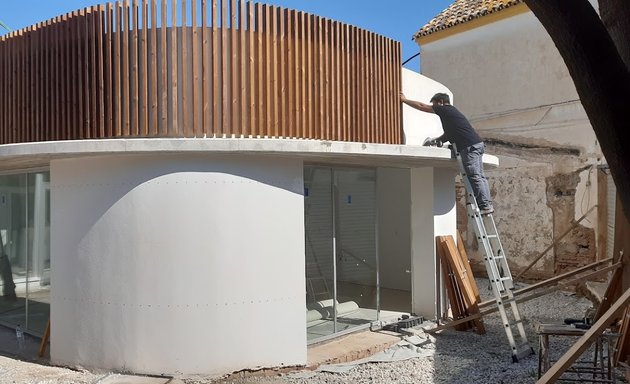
[375,169,380,321]
[331,170,337,333]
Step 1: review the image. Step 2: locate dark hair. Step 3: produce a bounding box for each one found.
[430,93,450,104]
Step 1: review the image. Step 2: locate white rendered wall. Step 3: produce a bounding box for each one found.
[409,167,437,317]
[432,169,458,317]
[419,10,598,154]
[401,68,452,146]
[50,154,305,377]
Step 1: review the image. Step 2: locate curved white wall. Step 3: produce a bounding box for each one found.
[50,153,305,376]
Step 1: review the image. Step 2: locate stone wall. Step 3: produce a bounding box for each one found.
[459,140,597,281]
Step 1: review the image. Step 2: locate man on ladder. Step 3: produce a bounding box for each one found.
[400,92,534,362]
[400,92,494,215]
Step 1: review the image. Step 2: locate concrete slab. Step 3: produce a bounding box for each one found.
[306,329,402,368]
[98,374,170,384]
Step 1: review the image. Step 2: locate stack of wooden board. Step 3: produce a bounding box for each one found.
[435,234,485,334]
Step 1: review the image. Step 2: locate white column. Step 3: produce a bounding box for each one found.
[409,167,436,317]
[433,169,457,319]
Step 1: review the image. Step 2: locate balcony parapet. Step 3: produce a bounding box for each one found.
[0,0,401,145]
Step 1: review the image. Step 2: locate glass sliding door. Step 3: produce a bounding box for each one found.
[0,171,50,336]
[304,166,378,342]
[304,167,336,340]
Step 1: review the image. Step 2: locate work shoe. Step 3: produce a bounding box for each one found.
[479,207,494,215]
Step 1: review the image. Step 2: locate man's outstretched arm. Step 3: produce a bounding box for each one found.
[400,93,434,113]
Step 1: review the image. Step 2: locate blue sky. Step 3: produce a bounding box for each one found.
[0,0,453,70]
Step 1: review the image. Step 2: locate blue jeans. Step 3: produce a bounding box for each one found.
[460,142,493,210]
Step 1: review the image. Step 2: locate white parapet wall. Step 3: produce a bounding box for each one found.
[50,153,306,376]
[401,68,453,146]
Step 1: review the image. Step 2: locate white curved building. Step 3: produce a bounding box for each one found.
[0,0,498,377]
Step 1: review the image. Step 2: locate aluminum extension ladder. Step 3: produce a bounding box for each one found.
[452,144,534,362]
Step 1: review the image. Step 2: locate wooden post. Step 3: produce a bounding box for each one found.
[38,318,51,357]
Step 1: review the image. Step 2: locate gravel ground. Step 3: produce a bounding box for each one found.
[206,279,626,384]
[0,278,626,384]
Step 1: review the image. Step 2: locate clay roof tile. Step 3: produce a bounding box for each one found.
[414,0,524,40]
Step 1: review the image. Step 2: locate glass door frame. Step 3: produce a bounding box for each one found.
[304,164,380,343]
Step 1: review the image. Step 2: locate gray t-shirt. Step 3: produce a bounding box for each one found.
[433,105,482,148]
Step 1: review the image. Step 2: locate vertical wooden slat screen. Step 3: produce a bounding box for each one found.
[0,0,401,145]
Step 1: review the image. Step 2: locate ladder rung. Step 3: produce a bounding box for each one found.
[505,319,525,327]
[497,297,517,305]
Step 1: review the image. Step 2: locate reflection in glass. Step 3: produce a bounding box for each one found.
[304,166,379,342]
[0,172,50,336]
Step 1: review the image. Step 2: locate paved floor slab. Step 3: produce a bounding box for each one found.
[306,329,402,368]
[99,373,171,384]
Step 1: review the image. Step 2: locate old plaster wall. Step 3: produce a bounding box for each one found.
[419,5,602,279]
[457,144,597,280]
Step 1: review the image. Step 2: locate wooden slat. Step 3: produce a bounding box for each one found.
[334,21,341,141]
[150,0,158,135]
[298,11,306,139]
[279,7,286,138]
[263,4,271,136]
[387,37,393,143]
[96,6,105,137]
[361,29,367,142]
[221,0,229,134]
[239,0,247,137]
[255,3,264,137]
[271,6,278,137]
[212,0,219,135]
[122,2,130,136]
[83,9,92,139]
[76,11,85,139]
[63,14,72,139]
[376,35,383,144]
[315,16,322,139]
[292,8,299,138]
[180,0,188,135]
[247,1,255,136]
[160,0,167,134]
[340,23,347,141]
[230,0,237,136]
[394,41,402,143]
[201,0,209,135]
[89,7,98,138]
[131,0,139,135]
[140,0,148,135]
[32,25,38,141]
[350,27,357,142]
[171,0,178,135]
[45,19,52,140]
[104,4,113,137]
[305,14,312,138]
[323,19,329,140]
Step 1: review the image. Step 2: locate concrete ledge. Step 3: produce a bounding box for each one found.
[0,138,499,171]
